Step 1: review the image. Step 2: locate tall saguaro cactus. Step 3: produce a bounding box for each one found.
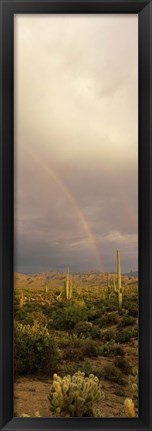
[19,289,24,309]
[107,273,111,299]
[44,284,48,300]
[117,250,122,309]
[69,276,73,300]
[113,276,117,293]
[64,269,73,301]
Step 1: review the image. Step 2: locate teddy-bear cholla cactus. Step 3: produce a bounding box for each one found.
[48,371,104,417]
[124,398,135,417]
[117,250,122,309]
[64,269,73,300]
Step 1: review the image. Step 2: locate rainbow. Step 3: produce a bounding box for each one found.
[22,146,104,272]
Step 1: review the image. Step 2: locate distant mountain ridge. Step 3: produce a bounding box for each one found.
[122,271,138,277]
[15,269,138,277]
[14,270,138,291]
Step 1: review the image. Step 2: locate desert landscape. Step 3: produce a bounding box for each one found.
[14,253,138,418]
[14,14,138,419]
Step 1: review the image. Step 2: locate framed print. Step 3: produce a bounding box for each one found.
[0,1,152,431]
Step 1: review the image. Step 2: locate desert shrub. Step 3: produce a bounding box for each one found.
[104,365,127,386]
[79,361,104,378]
[101,330,115,342]
[87,308,99,322]
[61,339,100,359]
[97,313,118,328]
[62,347,84,361]
[51,304,88,331]
[114,387,125,396]
[114,358,132,375]
[115,328,133,343]
[47,318,54,330]
[127,303,138,318]
[58,337,71,349]
[15,308,34,325]
[132,324,138,338]
[48,371,104,417]
[59,362,82,376]
[23,303,42,313]
[60,360,104,379]
[60,337,100,361]
[14,321,59,375]
[117,316,136,328]
[74,321,101,339]
[99,342,125,357]
[104,302,118,312]
[60,360,93,377]
[82,340,100,358]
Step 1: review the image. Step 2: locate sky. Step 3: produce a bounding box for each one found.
[14,14,138,274]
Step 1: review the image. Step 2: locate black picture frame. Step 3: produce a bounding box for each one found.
[0,1,152,430]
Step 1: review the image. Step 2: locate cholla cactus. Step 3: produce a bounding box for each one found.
[21,411,41,417]
[124,398,135,417]
[48,371,104,417]
[129,367,138,406]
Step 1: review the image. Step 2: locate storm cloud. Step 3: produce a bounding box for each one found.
[14,15,138,273]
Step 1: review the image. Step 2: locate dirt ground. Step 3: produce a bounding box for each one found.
[14,375,135,418]
[14,340,138,418]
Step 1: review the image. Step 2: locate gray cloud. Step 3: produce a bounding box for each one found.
[14,15,138,273]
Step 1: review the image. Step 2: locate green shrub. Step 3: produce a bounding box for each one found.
[60,360,104,379]
[48,371,104,417]
[60,338,100,361]
[104,365,127,386]
[62,339,100,359]
[51,304,88,331]
[127,303,138,318]
[74,321,101,339]
[101,330,115,342]
[62,347,84,361]
[132,324,138,338]
[117,316,136,328]
[14,322,59,375]
[115,328,133,343]
[82,340,100,358]
[114,358,132,375]
[97,313,118,328]
[114,387,125,396]
[99,342,125,357]
[15,308,34,325]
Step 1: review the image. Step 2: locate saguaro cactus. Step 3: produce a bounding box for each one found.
[113,276,117,293]
[64,269,72,300]
[19,289,24,309]
[69,276,73,300]
[107,273,111,299]
[117,250,122,309]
